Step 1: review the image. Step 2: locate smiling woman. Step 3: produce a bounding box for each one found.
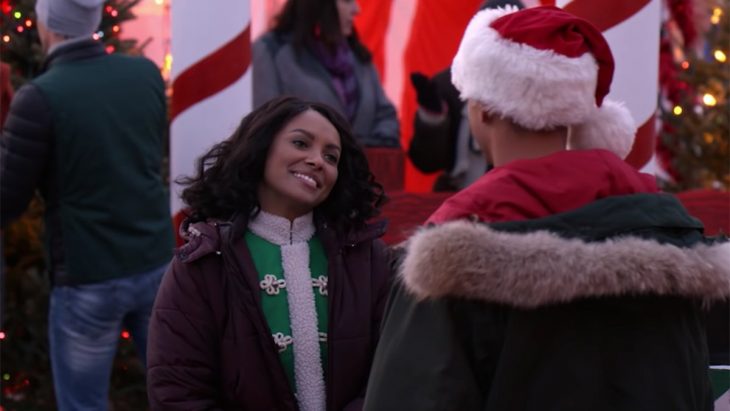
[146,96,393,411]
[258,109,342,220]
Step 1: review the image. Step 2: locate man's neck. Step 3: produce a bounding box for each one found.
[491,124,568,167]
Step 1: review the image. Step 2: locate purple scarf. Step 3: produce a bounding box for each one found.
[311,41,360,121]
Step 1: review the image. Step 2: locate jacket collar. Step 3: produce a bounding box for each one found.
[177,211,386,263]
[41,38,105,73]
[402,193,730,307]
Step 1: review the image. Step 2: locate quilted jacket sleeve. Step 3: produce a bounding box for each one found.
[0,83,52,227]
[147,256,225,411]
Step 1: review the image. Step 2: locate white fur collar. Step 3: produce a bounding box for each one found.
[248,210,315,245]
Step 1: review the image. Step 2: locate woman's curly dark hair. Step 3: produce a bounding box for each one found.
[178,96,386,231]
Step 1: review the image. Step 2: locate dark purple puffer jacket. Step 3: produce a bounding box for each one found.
[147,214,392,410]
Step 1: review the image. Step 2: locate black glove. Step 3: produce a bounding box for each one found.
[410,72,443,113]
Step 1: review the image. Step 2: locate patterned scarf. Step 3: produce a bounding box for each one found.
[311,40,360,121]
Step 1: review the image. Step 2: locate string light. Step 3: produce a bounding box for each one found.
[24,19,32,27]
[673,105,683,115]
[15,25,23,33]
[154,0,164,4]
[111,9,118,17]
[121,330,130,339]
[681,60,690,69]
[92,33,100,40]
[162,52,173,79]
[702,93,717,106]
[112,25,120,33]
[711,7,723,25]
[2,35,9,43]
[12,10,20,19]
[714,50,727,63]
[704,133,715,144]
[0,331,5,339]
[105,45,115,54]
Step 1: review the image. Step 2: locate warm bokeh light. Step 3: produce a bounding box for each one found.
[681,60,690,69]
[711,7,723,24]
[2,35,10,43]
[702,93,717,106]
[673,105,683,115]
[714,50,727,63]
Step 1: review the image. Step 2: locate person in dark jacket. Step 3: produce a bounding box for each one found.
[0,0,172,409]
[252,0,400,148]
[147,96,393,411]
[363,6,727,410]
[408,0,522,191]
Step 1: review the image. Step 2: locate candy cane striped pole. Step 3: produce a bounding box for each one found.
[555,0,660,170]
[170,0,252,233]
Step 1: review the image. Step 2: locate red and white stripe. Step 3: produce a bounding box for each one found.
[170,0,252,225]
[554,0,660,170]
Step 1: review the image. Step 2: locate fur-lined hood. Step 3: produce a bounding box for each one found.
[400,219,730,308]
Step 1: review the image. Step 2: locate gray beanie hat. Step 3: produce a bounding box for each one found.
[35,0,105,38]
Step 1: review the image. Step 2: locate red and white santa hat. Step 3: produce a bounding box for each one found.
[451,6,635,159]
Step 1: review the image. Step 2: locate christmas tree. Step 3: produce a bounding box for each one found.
[1,1,150,409]
[659,0,730,191]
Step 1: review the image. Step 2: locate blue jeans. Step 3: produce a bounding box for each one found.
[49,263,166,411]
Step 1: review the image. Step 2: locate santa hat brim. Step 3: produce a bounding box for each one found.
[452,7,597,130]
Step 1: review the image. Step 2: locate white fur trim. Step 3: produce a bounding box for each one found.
[248,211,325,411]
[568,99,636,159]
[452,7,599,130]
[248,210,316,245]
[282,242,326,411]
[401,220,730,308]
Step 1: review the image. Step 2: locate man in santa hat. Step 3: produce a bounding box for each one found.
[363,6,726,410]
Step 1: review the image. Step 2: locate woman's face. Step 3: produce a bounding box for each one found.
[258,109,341,220]
[336,0,360,37]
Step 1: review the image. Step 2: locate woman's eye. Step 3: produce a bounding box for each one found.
[324,154,339,164]
[292,139,307,148]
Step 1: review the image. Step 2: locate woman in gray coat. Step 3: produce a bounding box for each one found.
[252,0,400,148]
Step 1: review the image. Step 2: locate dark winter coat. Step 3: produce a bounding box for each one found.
[147,214,393,411]
[0,38,173,285]
[365,194,727,411]
[363,150,728,411]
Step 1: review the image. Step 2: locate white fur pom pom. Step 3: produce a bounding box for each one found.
[568,100,636,159]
